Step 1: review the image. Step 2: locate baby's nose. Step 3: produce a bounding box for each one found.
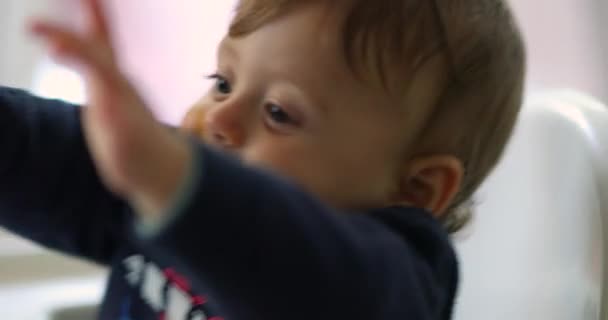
[205,119,244,150]
[203,103,247,151]
[180,102,247,154]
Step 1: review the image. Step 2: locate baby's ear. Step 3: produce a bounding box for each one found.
[393,155,463,218]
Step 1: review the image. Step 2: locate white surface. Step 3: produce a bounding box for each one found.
[0,276,106,320]
[0,239,107,319]
[0,230,46,257]
[454,90,607,320]
[31,57,86,105]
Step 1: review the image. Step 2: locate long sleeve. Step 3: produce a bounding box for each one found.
[138,143,459,320]
[0,86,128,265]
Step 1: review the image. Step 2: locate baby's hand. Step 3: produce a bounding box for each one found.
[30,0,192,220]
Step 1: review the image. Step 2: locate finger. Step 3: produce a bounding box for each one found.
[85,0,112,44]
[30,21,117,83]
[31,20,126,124]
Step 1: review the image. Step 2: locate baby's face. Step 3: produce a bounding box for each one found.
[181,3,412,210]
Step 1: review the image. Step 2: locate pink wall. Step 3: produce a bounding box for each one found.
[509,0,608,102]
[105,1,236,124]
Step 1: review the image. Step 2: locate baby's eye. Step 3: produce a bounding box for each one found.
[208,74,232,95]
[265,103,295,125]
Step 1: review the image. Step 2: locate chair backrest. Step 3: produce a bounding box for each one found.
[453,90,608,320]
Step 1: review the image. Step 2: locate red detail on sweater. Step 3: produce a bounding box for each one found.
[192,295,208,306]
[163,268,191,292]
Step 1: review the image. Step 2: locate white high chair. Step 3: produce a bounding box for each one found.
[453,90,608,320]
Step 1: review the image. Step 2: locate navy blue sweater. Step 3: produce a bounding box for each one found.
[0,86,458,320]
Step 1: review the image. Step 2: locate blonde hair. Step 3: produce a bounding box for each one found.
[229,0,526,233]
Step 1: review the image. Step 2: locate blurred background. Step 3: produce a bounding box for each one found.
[0,0,606,319]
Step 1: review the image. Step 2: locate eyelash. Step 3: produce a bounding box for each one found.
[206,73,301,129]
[207,73,232,95]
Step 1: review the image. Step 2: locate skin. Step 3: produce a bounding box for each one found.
[183,4,414,210]
[30,0,463,221]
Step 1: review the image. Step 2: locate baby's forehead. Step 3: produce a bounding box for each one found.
[225,3,344,63]
[222,8,366,90]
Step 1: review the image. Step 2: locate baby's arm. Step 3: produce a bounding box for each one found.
[0,87,128,264]
[135,143,457,320]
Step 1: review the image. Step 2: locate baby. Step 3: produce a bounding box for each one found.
[0,0,525,319]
